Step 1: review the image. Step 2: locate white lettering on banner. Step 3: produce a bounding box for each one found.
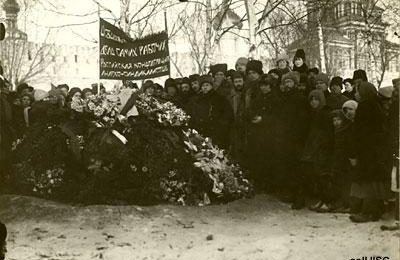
[100,25,127,44]
[133,57,169,69]
[138,41,166,56]
[101,66,169,78]
[100,59,133,70]
[116,47,138,58]
[100,45,115,56]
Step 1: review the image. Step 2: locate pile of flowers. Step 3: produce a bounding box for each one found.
[70,95,121,127]
[28,166,64,196]
[183,129,252,199]
[135,93,190,127]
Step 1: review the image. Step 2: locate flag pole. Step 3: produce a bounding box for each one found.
[164,9,171,78]
[98,5,101,96]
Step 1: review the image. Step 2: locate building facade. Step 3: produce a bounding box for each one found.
[288,0,400,86]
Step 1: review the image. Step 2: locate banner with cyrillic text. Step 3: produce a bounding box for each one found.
[99,18,170,80]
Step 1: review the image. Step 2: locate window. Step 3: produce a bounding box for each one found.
[74,54,78,63]
[28,50,32,60]
[344,2,351,16]
[64,56,67,62]
[52,56,56,62]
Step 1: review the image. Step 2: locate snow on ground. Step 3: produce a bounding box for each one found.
[0,194,398,260]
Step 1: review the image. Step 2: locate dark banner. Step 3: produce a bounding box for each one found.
[99,18,170,80]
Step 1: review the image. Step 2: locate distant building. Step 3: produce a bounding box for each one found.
[287,0,400,86]
[0,0,98,90]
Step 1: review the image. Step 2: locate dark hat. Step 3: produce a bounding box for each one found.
[189,74,200,82]
[231,71,244,80]
[210,64,228,75]
[225,69,236,78]
[294,49,306,61]
[330,76,343,88]
[68,87,82,99]
[164,78,177,90]
[308,67,319,74]
[315,73,329,86]
[181,77,191,85]
[82,88,92,96]
[154,83,163,91]
[235,57,248,67]
[199,75,214,87]
[246,60,263,75]
[352,69,368,82]
[175,78,183,84]
[16,82,33,93]
[343,78,353,85]
[281,71,300,85]
[57,84,70,91]
[331,109,345,120]
[259,74,275,87]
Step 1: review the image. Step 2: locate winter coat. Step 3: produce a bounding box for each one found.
[274,89,310,161]
[229,89,247,161]
[301,90,334,175]
[216,80,235,106]
[293,63,308,75]
[354,96,390,182]
[332,119,355,177]
[343,90,356,100]
[189,90,233,148]
[326,93,349,110]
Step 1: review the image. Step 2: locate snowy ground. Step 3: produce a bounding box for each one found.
[0,194,398,260]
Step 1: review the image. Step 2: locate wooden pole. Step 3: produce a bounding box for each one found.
[98,5,101,96]
[164,9,171,78]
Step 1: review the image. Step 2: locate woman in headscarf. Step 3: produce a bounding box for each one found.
[295,89,334,210]
[349,82,391,222]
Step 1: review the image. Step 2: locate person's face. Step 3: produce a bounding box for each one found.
[181,83,191,93]
[236,64,246,73]
[201,83,213,94]
[214,72,225,83]
[73,91,82,99]
[315,81,328,91]
[167,86,177,96]
[247,70,260,81]
[233,78,244,91]
[332,117,343,129]
[21,88,31,96]
[294,58,303,67]
[155,88,163,97]
[21,95,31,107]
[84,91,93,99]
[260,84,271,94]
[226,76,233,85]
[13,98,21,106]
[344,82,353,92]
[343,107,356,120]
[176,84,182,90]
[60,87,68,97]
[284,79,295,90]
[278,60,287,69]
[145,87,155,96]
[330,85,342,95]
[49,95,58,104]
[191,81,200,93]
[310,96,320,109]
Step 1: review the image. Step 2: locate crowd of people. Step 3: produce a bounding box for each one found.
[0,49,399,224]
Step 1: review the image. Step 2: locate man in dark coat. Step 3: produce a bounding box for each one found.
[274,71,310,205]
[210,63,235,104]
[350,82,391,222]
[327,76,349,109]
[248,74,279,192]
[230,71,247,163]
[189,75,233,149]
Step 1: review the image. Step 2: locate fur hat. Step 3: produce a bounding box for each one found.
[281,71,300,85]
[378,86,393,99]
[235,57,248,67]
[308,89,327,109]
[342,100,358,111]
[352,69,368,82]
[210,64,228,75]
[181,77,191,85]
[259,74,275,87]
[189,74,200,83]
[68,87,82,100]
[246,60,263,75]
[225,69,236,78]
[199,75,214,87]
[276,53,289,63]
[57,84,70,91]
[231,71,244,80]
[16,82,33,94]
[330,76,343,88]
[164,78,177,90]
[33,89,49,101]
[294,49,306,61]
[315,73,329,86]
[308,67,319,74]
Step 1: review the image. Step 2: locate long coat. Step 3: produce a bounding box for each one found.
[189,90,233,149]
[353,97,390,182]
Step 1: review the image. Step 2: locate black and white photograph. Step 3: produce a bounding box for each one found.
[0,0,399,259]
